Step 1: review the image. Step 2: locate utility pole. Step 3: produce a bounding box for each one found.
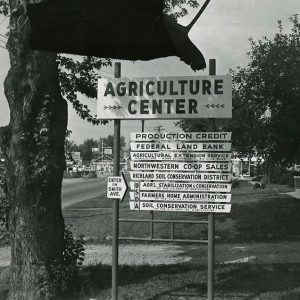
[112,62,121,300]
[153,125,165,133]
[208,58,216,300]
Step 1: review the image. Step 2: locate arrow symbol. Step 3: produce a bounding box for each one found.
[106,172,128,201]
[205,104,225,109]
[104,105,122,110]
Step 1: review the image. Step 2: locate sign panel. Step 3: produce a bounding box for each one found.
[97,76,232,119]
[130,171,232,182]
[130,151,232,162]
[129,201,232,213]
[107,174,128,201]
[130,142,231,152]
[130,181,232,193]
[131,132,232,141]
[130,191,231,202]
[104,148,112,155]
[130,161,232,172]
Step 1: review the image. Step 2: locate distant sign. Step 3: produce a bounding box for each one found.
[130,142,231,152]
[97,76,232,119]
[131,132,232,141]
[130,151,232,162]
[129,201,231,213]
[107,173,128,201]
[130,181,232,193]
[104,148,112,155]
[130,161,232,172]
[130,191,231,202]
[130,171,232,182]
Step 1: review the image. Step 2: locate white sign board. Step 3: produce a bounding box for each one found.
[129,201,231,213]
[130,142,231,152]
[131,132,232,141]
[107,174,128,201]
[130,191,231,202]
[130,181,232,193]
[131,151,232,162]
[130,171,232,182]
[130,161,232,172]
[97,76,232,119]
[104,148,112,155]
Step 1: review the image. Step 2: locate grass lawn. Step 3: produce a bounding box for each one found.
[64,180,299,244]
[61,180,300,299]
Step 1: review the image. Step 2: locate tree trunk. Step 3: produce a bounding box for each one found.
[0,0,67,298]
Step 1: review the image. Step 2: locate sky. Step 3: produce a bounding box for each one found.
[0,0,299,145]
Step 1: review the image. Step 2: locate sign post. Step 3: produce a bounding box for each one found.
[208,58,216,300]
[98,59,232,300]
[112,62,121,300]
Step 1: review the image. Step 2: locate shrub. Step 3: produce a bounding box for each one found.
[231,178,240,188]
[37,227,85,299]
[63,171,82,179]
[87,171,97,179]
[253,182,261,189]
[252,175,262,182]
[260,182,266,189]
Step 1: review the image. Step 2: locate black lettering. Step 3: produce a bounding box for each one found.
[164,99,173,114]
[215,80,223,94]
[104,82,115,96]
[202,80,212,95]
[146,81,155,96]
[128,82,138,96]
[189,99,198,114]
[157,81,167,95]
[170,81,178,95]
[128,100,137,114]
[190,80,200,95]
[152,99,162,114]
[117,82,126,96]
[178,80,188,95]
[140,100,149,114]
[176,99,185,114]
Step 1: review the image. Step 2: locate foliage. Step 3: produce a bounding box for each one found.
[177,16,300,167]
[164,0,199,19]
[101,134,126,154]
[87,171,97,178]
[37,227,85,299]
[78,138,99,163]
[63,171,82,179]
[271,169,300,187]
[58,55,111,126]
[229,15,300,164]
[0,0,8,16]
[231,178,240,188]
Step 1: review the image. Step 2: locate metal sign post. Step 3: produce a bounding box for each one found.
[112,62,121,300]
[208,58,216,300]
[97,59,232,300]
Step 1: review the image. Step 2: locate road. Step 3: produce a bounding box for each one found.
[61,177,107,208]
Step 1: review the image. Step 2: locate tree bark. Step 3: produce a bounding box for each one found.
[1,0,67,298]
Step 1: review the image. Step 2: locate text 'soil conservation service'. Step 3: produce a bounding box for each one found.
[129,132,232,213]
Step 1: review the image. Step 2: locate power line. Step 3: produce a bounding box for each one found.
[0,45,7,50]
[0,33,7,39]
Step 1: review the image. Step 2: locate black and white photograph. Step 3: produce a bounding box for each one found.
[0,0,299,299]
